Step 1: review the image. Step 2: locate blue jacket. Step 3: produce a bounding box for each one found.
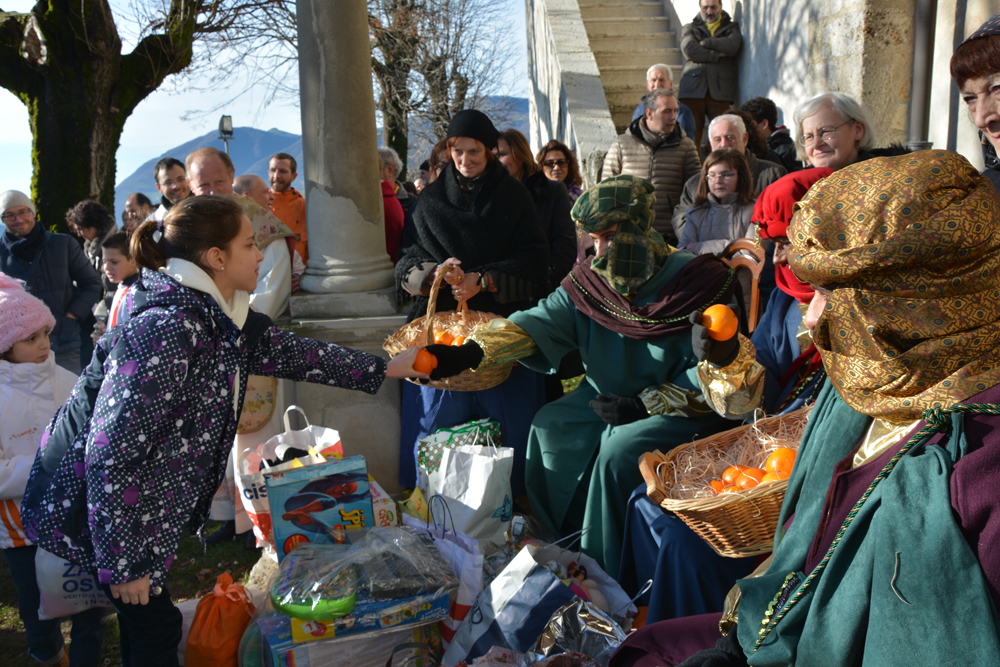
[0,231,102,353]
[20,269,386,587]
[632,97,697,144]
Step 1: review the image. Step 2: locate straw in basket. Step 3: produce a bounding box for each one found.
[638,406,812,558]
[383,265,513,391]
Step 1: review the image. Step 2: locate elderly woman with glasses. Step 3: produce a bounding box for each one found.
[793,92,907,171]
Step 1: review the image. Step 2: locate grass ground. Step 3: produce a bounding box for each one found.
[0,521,261,666]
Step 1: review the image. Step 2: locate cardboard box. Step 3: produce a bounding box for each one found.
[259,608,445,666]
[265,456,374,561]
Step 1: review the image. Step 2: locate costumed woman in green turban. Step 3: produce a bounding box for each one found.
[428,174,764,576]
[610,149,1000,667]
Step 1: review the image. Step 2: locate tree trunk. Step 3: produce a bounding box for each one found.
[0,1,198,232]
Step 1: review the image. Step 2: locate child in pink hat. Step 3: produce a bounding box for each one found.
[0,272,106,666]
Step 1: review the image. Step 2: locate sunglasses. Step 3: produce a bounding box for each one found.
[542,159,568,168]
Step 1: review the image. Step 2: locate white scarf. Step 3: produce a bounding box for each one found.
[159,258,250,412]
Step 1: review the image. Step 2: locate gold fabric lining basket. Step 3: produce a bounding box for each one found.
[638,407,812,558]
[383,265,513,391]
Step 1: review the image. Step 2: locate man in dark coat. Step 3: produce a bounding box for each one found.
[0,190,102,373]
[678,0,742,157]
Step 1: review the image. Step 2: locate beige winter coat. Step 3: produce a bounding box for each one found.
[602,117,701,244]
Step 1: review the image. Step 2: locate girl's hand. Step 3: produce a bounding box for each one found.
[109,575,151,606]
[452,271,482,301]
[387,345,431,380]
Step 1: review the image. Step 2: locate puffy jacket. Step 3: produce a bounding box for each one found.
[0,232,102,354]
[20,268,387,587]
[678,192,755,256]
[0,354,76,549]
[672,152,786,241]
[678,11,742,102]
[602,117,701,244]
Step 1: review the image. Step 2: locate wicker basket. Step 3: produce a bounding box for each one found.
[383,265,513,391]
[638,407,812,558]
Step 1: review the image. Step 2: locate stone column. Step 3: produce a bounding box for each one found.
[296,0,396,315]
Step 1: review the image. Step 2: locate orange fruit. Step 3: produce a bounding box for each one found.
[735,467,766,490]
[452,335,467,346]
[709,479,725,495]
[721,464,746,486]
[765,448,797,479]
[760,471,782,485]
[413,349,438,374]
[720,485,739,494]
[434,330,454,345]
[702,304,738,341]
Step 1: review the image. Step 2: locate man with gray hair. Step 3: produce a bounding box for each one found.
[378,146,415,222]
[678,0,743,157]
[602,88,700,244]
[631,64,696,141]
[233,173,274,210]
[671,113,786,240]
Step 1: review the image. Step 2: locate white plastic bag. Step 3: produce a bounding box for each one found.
[237,406,340,554]
[35,548,111,620]
[435,441,513,548]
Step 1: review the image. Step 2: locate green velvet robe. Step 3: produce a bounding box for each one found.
[510,250,731,577]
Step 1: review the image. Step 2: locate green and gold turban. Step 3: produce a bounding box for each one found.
[571,174,674,296]
[788,150,1000,421]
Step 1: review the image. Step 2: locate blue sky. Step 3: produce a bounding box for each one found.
[0,0,528,196]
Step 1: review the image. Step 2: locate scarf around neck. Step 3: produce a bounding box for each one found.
[234,197,295,251]
[1,221,46,262]
[159,258,249,329]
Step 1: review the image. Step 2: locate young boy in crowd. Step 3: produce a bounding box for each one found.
[101,233,139,330]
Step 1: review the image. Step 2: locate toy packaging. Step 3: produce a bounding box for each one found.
[258,617,442,667]
[369,477,399,528]
[264,455,374,560]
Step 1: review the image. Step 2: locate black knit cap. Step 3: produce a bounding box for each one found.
[962,12,1000,45]
[446,109,499,150]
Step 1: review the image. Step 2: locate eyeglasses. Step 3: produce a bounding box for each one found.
[542,159,568,168]
[706,172,738,182]
[1,209,33,223]
[798,120,854,147]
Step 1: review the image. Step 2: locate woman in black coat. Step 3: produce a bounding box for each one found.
[395,110,549,495]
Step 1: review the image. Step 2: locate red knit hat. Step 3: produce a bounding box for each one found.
[752,168,834,303]
[0,273,56,355]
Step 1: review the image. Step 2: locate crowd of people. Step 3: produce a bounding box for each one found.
[4,4,1000,666]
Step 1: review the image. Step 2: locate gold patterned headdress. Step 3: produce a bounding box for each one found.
[788,150,1000,421]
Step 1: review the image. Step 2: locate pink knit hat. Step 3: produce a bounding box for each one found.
[0,273,56,355]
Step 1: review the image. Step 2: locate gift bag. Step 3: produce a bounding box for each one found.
[435,442,513,548]
[417,419,501,494]
[403,503,484,650]
[441,545,578,666]
[237,406,340,552]
[35,548,111,620]
[186,573,256,667]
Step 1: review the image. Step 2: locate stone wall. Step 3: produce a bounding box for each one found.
[526,0,619,183]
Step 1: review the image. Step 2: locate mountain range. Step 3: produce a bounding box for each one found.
[114,97,529,222]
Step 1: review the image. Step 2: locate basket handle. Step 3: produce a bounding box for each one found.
[424,265,470,346]
[639,450,670,505]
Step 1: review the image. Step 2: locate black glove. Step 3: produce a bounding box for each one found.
[422,342,485,381]
[690,310,740,367]
[589,394,648,426]
[675,624,748,667]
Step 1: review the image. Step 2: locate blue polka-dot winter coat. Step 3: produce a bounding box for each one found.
[20,269,386,587]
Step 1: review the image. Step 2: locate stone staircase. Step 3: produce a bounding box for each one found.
[577,1,685,135]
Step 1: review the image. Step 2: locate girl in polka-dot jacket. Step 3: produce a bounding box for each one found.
[19,196,426,666]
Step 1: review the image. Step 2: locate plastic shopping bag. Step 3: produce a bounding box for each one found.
[35,548,111,620]
[185,572,256,667]
[237,406,341,552]
[441,545,578,666]
[403,504,484,650]
[417,419,501,494]
[435,443,513,548]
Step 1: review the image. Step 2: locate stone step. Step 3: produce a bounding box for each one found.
[597,64,680,88]
[592,48,683,69]
[586,31,675,50]
[583,16,670,36]
[603,87,648,108]
[579,1,665,20]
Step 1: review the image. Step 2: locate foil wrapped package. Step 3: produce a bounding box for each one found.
[525,599,627,667]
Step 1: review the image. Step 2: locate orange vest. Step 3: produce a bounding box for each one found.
[270,188,308,264]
